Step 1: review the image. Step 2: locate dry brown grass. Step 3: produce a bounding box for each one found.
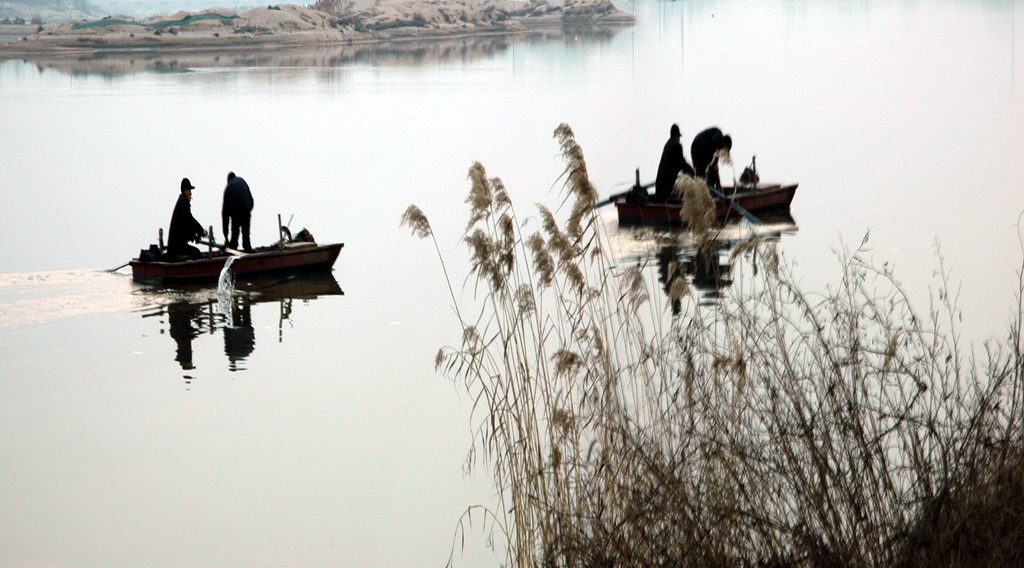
[403,124,1024,568]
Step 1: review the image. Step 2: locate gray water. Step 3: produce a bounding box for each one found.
[1,1,1023,566]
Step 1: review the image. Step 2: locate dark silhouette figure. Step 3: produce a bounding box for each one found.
[222,172,254,253]
[690,127,732,182]
[166,301,202,370]
[167,177,208,259]
[654,124,696,202]
[223,298,255,371]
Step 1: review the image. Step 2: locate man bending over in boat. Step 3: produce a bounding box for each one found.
[654,123,696,202]
[691,126,732,184]
[222,171,254,253]
[167,177,208,260]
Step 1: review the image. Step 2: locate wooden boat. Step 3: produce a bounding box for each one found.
[615,183,798,226]
[130,241,343,283]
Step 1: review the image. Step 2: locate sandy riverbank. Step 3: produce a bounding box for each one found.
[0,0,633,56]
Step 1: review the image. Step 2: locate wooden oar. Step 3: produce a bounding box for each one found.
[198,239,245,256]
[707,186,763,226]
[105,261,131,273]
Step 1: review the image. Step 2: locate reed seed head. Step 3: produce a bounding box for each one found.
[462,325,480,348]
[621,266,649,312]
[527,232,555,288]
[553,123,598,216]
[492,176,511,209]
[714,147,732,167]
[400,205,432,238]
[677,176,715,238]
[515,284,535,312]
[466,161,493,229]
[552,349,583,378]
[669,276,690,304]
[551,408,576,436]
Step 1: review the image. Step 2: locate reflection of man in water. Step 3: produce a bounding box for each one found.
[167,301,201,370]
[223,299,255,371]
[658,245,684,316]
[690,247,731,294]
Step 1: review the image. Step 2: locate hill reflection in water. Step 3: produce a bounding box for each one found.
[15,24,629,76]
[137,271,343,377]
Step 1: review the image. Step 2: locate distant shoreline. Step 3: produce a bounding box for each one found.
[3,26,628,75]
[0,0,634,57]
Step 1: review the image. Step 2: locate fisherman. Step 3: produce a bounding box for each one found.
[690,126,732,182]
[654,124,696,201]
[222,171,254,253]
[166,177,208,260]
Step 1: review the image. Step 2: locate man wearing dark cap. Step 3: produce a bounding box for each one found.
[166,177,208,260]
[654,124,696,202]
[690,126,733,183]
[222,172,254,253]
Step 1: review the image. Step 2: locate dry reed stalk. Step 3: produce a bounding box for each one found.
[406,124,1024,568]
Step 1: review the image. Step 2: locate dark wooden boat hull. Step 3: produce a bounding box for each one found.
[130,242,343,283]
[615,183,798,225]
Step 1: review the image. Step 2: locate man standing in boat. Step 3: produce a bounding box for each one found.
[690,126,732,183]
[167,177,208,260]
[222,171,254,253]
[654,124,696,202]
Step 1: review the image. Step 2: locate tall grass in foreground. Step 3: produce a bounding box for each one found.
[402,124,1024,567]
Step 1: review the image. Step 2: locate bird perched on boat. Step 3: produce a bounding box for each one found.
[740,156,760,188]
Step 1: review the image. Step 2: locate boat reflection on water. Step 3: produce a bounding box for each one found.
[613,213,798,313]
[656,242,734,314]
[138,271,343,377]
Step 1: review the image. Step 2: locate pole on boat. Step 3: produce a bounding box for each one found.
[208,226,214,253]
[277,214,284,249]
[158,228,164,251]
[707,186,763,226]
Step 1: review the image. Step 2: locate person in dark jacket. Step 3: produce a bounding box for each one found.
[690,126,732,181]
[222,171,254,252]
[654,124,696,201]
[167,177,208,260]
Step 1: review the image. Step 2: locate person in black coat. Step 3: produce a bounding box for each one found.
[690,127,732,181]
[654,124,696,201]
[222,172,254,253]
[166,177,208,260]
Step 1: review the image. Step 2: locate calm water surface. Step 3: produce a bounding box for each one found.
[2,1,1023,566]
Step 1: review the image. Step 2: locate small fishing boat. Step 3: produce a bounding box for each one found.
[614,183,798,226]
[130,241,343,283]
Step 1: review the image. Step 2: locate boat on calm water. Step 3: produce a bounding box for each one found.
[614,183,798,226]
[130,242,343,283]
[129,226,343,284]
